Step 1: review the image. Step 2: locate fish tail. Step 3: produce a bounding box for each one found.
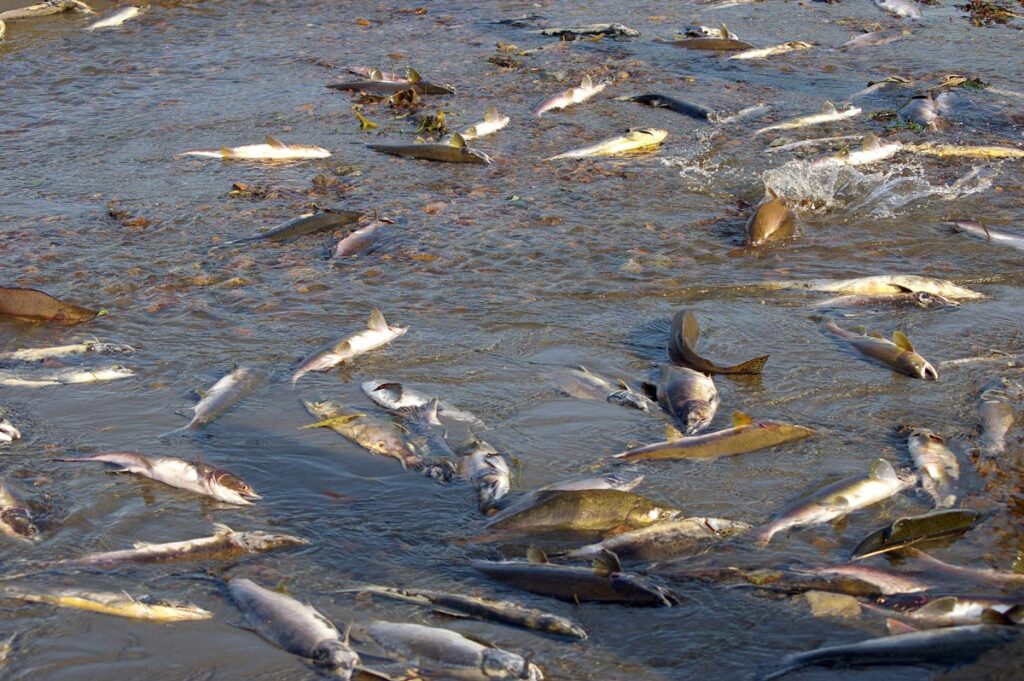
[721,354,769,374]
[158,425,194,439]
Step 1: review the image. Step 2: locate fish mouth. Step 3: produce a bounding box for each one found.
[920,364,939,381]
[0,421,21,442]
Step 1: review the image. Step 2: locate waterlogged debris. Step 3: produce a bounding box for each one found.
[754,459,917,545]
[486,489,680,535]
[852,509,988,560]
[458,439,511,513]
[212,209,362,249]
[841,28,911,50]
[0,587,211,622]
[668,310,769,375]
[0,365,135,387]
[755,275,984,300]
[0,340,135,363]
[754,102,861,136]
[616,412,813,462]
[0,407,20,444]
[533,74,606,117]
[616,94,715,122]
[55,451,260,505]
[180,136,331,161]
[85,4,142,31]
[352,585,587,639]
[367,132,492,164]
[358,621,543,680]
[453,105,509,141]
[875,0,923,19]
[656,365,719,435]
[0,287,98,324]
[907,428,960,507]
[360,380,484,426]
[976,377,1017,457]
[302,400,422,470]
[532,23,639,38]
[229,578,360,680]
[164,366,266,435]
[729,41,813,60]
[761,625,1020,680]
[951,220,1024,251]
[0,0,93,21]
[550,366,655,412]
[824,321,939,380]
[0,478,39,542]
[473,550,678,606]
[746,191,797,246]
[562,516,751,562]
[870,594,1024,628]
[546,128,667,161]
[292,309,407,385]
[907,142,1024,159]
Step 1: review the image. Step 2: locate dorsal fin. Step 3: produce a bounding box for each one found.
[861,133,881,151]
[981,608,1014,626]
[869,458,898,482]
[869,331,884,339]
[681,310,700,349]
[733,411,753,427]
[450,132,467,148]
[331,339,352,355]
[526,547,548,564]
[483,105,500,122]
[581,74,593,89]
[766,187,780,200]
[367,308,388,331]
[426,397,440,422]
[917,596,958,615]
[405,67,421,83]
[369,68,384,81]
[265,135,286,149]
[212,522,234,536]
[593,549,622,576]
[892,330,914,352]
[719,23,729,39]
[220,146,233,158]
[665,424,684,442]
[886,618,920,635]
[821,101,838,115]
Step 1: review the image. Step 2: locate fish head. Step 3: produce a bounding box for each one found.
[912,292,959,309]
[209,468,261,502]
[0,507,39,541]
[482,649,542,680]
[628,502,680,527]
[874,592,930,612]
[0,419,21,443]
[233,530,309,552]
[461,147,493,165]
[683,400,716,434]
[899,353,939,381]
[606,389,653,412]
[422,457,458,483]
[313,640,360,678]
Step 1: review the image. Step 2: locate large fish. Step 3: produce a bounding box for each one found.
[660,35,754,51]
[907,143,1024,159]
[0,587,211,622]
[754,102,861,136]
[85,5,142,31]
[899,94,946,131]
[851,509,988,560]
[656,365,718,435]
[754,274,983,300]
[870,594,1024,629]
[0,0,93,21]
[616,94,716,122]
[165,366,266,434]
[485,488,679,535]
[874,0,922,19]
[360,380,484,426]
[976,377,1017,457]
[907,428,959,507]
[562,516,751,562]
[0,407,20,444]
[545,128,667,161]
[549,365,656,412]
[0,340,135,362]
[746,192,797,245]
[615,412,813,462]
[810,291,959,311]
[811,133,903,168]
[0,286,98,324]
[291,309,407,385]
[0,478,39,542]
[229,578,360,679]
[367,132,491,164]
[663,563,935,598]
[457,439,511,513]
[302,400,422,470]
[754,459,917,545]
[327,67,453,95]
[453,105,510,140]
[533,74,605,117]
[212,210,362,249]
[668,309,769,374]
[180,136,331,161]
[729,41,813,60]
[55,451,260,505]
[825,321,938,380]
[951,220,1024,251]
[0,365,134,387]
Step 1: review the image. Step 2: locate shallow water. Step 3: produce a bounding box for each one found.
[1,0,1023,679]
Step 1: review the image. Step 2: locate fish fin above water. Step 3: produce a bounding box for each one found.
[733,411,753,427]
[526,547,549,564]
[219,146,233,159]
[719,23,729,39]
[722,355,769,374]
[886,618,919,635]
[405,67,421,83]
[212,522,234,535]
[916,596,958,616]
[581,74,593,89]
[592,549,622,576]
[868,331,884,339]
[821,101,838,115]
[367,308,388,331]
[681,311,700,349]
[665,424,685,442]
[483,105,501,121]
[265,135,286,149]
[132,541,154,549]
[981,608,1016,625]
[893,330,914,352]
[862,133,881,150]
[369,67,384,81]
[449,132,467,148]
[869,458,898,482]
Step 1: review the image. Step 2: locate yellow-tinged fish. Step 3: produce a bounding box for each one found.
[746,190,797,245]
[180,136,330,161]
[903,142,1024,159]
[454,105,510,140]
[533,74,606,117]
[0,587,212,622]
[729,41,813,60]
[825,321,938,380]
[546,128,667,160]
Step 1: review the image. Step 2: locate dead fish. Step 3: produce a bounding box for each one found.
[0,587,211,622]
[457,439,511,513]
[291,308,407,385]
[662,563,935,598]
[852,75,914,98]
[164,366,266,435]
[453,105,509,141]
[229,578,360,679]
[212,210,362,249]
[899,94,946,131]
[680,24,738,40]
[549,366,656,412]
[754,459,917,545]
[532,23,639,38]
[0,340,135,362]
[659,27,753,51]
[907,428,959,507]
[351,585,587,640]
[533,74,606,117]
[35,524,307,570]
[976,377,1017,457]
[656,365,718,435]
[0,286,98,324]
[546,128,667,161]
[347,65,405,81]
[332,216,389,258]
[485,488,680,535]
[811,133,903,168]
[729,41,814,60]
[55,451,260,505]
[905,143,1024,159]
[746,191,797,246]
[615,94,716,122]
[0,478,39,542]
[360,380,484,427]
[301,400,423,471]
[327,67,453,95]
[851,509,988,560]
[754,274,983,300]
[874,0,922,19]
[950,220,1024,252]
[539,471,645,493]
[0,365,135,387]
[615,412,813,462]
[909,550,1024,588]
[562,516,751,562]
[0,18,5,39]
[811,291,959,311]
[754,102,861,136]
[841,28,911,50]
[180,136,330,160]
[85,4,142,31]
[870,594,1024,629]
[367,132,491,164]
[824,321,938,380]
[668,309,769,374]
[0,407,21,444]
[397,398,457,462]
[0,0,93,21]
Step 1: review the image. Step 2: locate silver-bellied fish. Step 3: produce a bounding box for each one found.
[549,365,656,412]
[952,220,1024,252]
[906,428,960,507]
[301,400,423,471]
[545,128,667,161]
[656,365,719,435]
[753,274,983,300]
[164,366,266,435]
[292,309,407,385]
[870,594,1024,629]
[0,406,20,444]
[360,380,484,426]
[0,365,134,387]
[179,136,330,161]
[367,133,492,164]
[453,105,509,140]
[533,75,606,117]
[825,321,938,380]
[0,587,211,622]
[0,478,39,542]
[85,5,143,31]
[213,210,362,249]
[0,340,135,362]
[754,102,861,136]
[562,516,751,562]
[811,133,903,168]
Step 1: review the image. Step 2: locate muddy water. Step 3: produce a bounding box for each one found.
[1,0,1023,679]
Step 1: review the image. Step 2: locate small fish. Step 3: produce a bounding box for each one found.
[754,274,983,300]
[754,459,917,545]
[616,94,716,122]
[841,29,910,50]
[0,365,134,387]
[546,128,667,161]
[55,451,260,505]
[333,218,386,258]
[230,578,360,680]
[907,428,959,507]
[550,366,656,412]
[533,74,606,117]
[85,4,142,31]
[716,103,772,124]
[729,41,813,60]
[899,94,946,131]
[532,23,639,38]
[212,210,362,249]
[291,309,407,385]
[812,133,903,168]
[825,321,938,380]
[454,105,509,140]
[908,143,1024,159]
[0,407,21,444]
[746,191,797,246]
[0,478,39,542]
[668,310,769,374]
[166,366,266,434]
[367,132,491,164]
[976,377,1017,457]
[0,0,93,21]
[657,365,718,435]
[951,220,1024,251]
[614,411,814,462]
[754,102,861,136]
[0,587,211,622]
[874,0,922,19]
[851,509,988,560]
[457,439,512,513]
[301,400,423,471]
[360,380,484,426]
[562,516,751,562]
[180,136,330,161]
[0,340,135,362]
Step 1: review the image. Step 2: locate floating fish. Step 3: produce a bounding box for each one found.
[457,439,511,513]
[546,128,667,160]
[533,74,606,117]
[753,274,983,300]
[668,309,769,374]
[811,133,903,167]
[292,309,407,385]
[615,94,716,121]
[180,136,330,161]
[0,340,135,362]
[85,4,142,31]
[549,365,655,412]
[0,365,134,387]
[950,220,1024,252]
[729,41,813,60]
[0,0,93,21]
[165,366,265,435]
[811,291,959,310]
[333,216,388,258]
[327,67,453,95]
[453,105,509,140]
[908,143,1024,159]
[656,365,719,435]
[874,0,922,19]
[360,380,484,426]
[212,209,362,249]
[0,587,211,622]
[0,287,98,324]
[976,377,1017,457]
[870,594,1024,629]
[532,23,639,38]
[907,428,959,507]
[754,102,861,136]
[825,321,938,380]
[841,29,911,50]
[899,94,946,131]
[367,132,492,164]
[562,516,751,562]
[302,400,423,471]
[485,488,679,535]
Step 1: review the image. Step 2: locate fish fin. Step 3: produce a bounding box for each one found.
[892,330,915,352]
[367,308,388,331]
[723,355,769,374]
[592,549,622,576]
[133,541,154,549]
[862,133,881,150]
[483,105,500,121]
[891,284,915,293]
[576,365,593,374]
[332,339,353,356]
[449,132,467,148]
[432,607,470,618]
[886,618,919,635]
[219,146,233,159]
[869,458,898,482]
[733,411,753,427]
[581,74,593,89]
[681,311,700,349]
[265,135,286,149]
[869,331,884,339]
[822,101,838,115]
[405,67,421,83]
[369,68,384,81]
[916,596,958,615]
[665,424,685,442]
[1005,604,1024,624]
[212,522,234,535]
[617,379,632,391]
[981,608,1015,625]
[273,579,292,596]
[526,546,549,564]
[766,187,780,200]
[719,23,729,39]
[300,414,363,429]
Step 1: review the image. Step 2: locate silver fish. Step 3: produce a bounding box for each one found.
[541,471,645,493]
[841,29,910,50]
[977,378,1017,457]
[811,291,959,310]
[0,365,134,387]
[360,380,484,426]
[0,0,93,21]
[0,478,39,542]
[333,220,384,258]
[292,309,407,385]
[825,321,939,381]
[0,406,20,443]
[870,593,1024,628]
[165,366,265,435]
[563,516,751,562]
[229,578,359,679]
[899,94,946,131]
[907,429,959,507]
[0,340,135,363]
[657,365,718,435]
[398,398,457,461]
[457,439,511,513]
[755,274,983,300]
[180,136,330,161]
[533,74,605,117]
[85,4,142,31]
[550,366,655,412]
[951,220,1024,252]
[754,102,861,136]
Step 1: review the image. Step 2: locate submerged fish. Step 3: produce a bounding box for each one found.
[485,488,679,535]
[668,309,769,374]
[907,428,959,507]
[229,578,360,679]
[165,366,265,435]
[532,23,639,38]
[550,365,655,412]
[0,0,93,21]
[661,35,754,51]
[870,594,1024,629]
[656,365,719,435]
[811,291,959,310]
[812,133,903,168]
[302,400,422,471]
[755,274,983,300]
[615,411,813,462]
[533,74,606,117]
[457,439,512,513]
[825,321,938,380]
[563,516,751,562]
[55,451,260,505]
[951,220,1024,252]
[852,509,989,560]
[333,216,388,258]
[754,102,861,136]
[616,94,716,122]
[0,478,39,542]
[367,132,491,164]
[754,459,917,545]
[0,365,134,387]
[680,24,739,40]
[906,143,1024,159]
[353,585,587,639]
[398,398,457,462]
[976,377,1017,457]
[663,563,934,598]
[292,309,407,385]
[874,0,922,19]
[0,407,21,444]
[841,29,910,50]
[729,41,813,60]
[546,128,667,161]
[0,340,135,363]
[180,136,330,161]
[213,210,362,249]
[0,587,211,622]
[85,5,142,31]
[899,95,946,131]
[746,192,797,246]
[360,380,483,426]
[453,105,509,140]
[327,67,453,95]
[539,471,645,493]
